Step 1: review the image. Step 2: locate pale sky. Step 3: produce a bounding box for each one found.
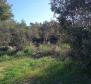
[7,0,54,25]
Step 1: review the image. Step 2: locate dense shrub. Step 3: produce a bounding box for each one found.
[24,47,33,56]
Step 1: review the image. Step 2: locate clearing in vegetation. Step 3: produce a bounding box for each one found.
[0,56,91,84]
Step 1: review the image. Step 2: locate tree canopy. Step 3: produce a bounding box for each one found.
[0,0,13,21]
[50,0,91,65]
[51,0,91,28]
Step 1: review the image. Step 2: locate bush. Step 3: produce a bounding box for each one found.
[23,46,33,56]
[16,51,25,57]
[0,55,11,62]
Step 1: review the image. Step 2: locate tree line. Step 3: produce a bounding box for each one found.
[0,0,62,51]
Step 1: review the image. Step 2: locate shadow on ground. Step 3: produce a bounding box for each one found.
[20,61,91,84]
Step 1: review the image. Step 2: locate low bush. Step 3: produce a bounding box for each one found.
[23,46,33,56]
[0,55,12,62]
[15,51,25,57]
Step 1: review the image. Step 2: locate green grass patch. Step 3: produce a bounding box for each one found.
[0,57,90,84]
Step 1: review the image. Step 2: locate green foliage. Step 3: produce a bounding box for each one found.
[0,54,11,62]
[0,0,13,21]
[51,0,91,27]
[15,51,25,57]
[23,46,33,56]
[0,57,90,84]
[50,0,91,69]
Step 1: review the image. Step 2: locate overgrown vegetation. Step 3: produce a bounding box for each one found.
[0,0,91,84]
